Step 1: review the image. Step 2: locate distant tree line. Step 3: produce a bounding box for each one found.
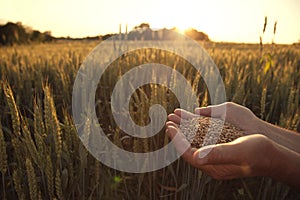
[0,22,54,46]
[115,23,210,41]
[0,22,210,46]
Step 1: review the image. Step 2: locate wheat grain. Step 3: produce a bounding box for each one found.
[179,117,244,148]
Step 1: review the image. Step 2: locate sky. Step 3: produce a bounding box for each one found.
[1,0,300,44]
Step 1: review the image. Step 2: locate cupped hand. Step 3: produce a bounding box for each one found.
[168,102,261,135]
[165,121,277,180]
[195,102,262,135]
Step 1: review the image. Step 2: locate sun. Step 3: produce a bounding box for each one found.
[173,27,188,35]
[163,24,191,35]
[174,21,191,34]
[168,18,192,34]
[148,10,193,35]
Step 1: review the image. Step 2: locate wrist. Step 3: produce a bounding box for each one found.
[267,142,300,191]
[254,136,279,177]
[251,118,268,135]
[266,141,284,178]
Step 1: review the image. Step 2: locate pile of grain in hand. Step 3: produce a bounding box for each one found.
[179,117,244,148]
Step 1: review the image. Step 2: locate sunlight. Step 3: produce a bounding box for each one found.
[175,23,192,35]
[0,0,299,43]
[171,27,188,35]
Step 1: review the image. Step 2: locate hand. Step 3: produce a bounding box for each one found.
[165,121,277,180]
[195,102,262,135]
[166,104,300,189]
[194,102,300,154]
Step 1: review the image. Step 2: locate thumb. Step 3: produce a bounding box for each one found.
[196,142,241,165]
[195,103,226,120]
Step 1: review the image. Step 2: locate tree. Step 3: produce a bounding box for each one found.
[134,23,150,30]
[0,22,29,45]
[184,28,209,41]
[0,22,54,45]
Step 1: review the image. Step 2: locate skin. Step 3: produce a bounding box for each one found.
[165,102,300,191]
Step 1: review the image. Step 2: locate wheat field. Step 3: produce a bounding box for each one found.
[0,41,299,199]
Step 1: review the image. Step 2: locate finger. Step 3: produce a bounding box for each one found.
[199,164,250,180]
[165,121,179,129]
[165,124,178,138]
[194,107,210,116]
[195,103,227,119]
[166,126,197,165]
[174,109,198,119]
[167,113,181,125]
[195,142,242,166]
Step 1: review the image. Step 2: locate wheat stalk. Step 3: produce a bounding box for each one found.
[133,138,142,153]
[45,154,54,199]
[0,38,299,199]
[0,122,7,175]
[22,120,41,169]
[263,16,268,34]
[12,169,25,200]
[0,121,7,199]
[3,81,21,136]
[33,98,46,162]
[25,158,38,200]
[11,137,25,171]
[55,168,63,199]
[260,86,267,119]
[62,110,72,152]
[44,85,62,162]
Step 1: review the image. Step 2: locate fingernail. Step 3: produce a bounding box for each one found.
[198,145,215,159]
